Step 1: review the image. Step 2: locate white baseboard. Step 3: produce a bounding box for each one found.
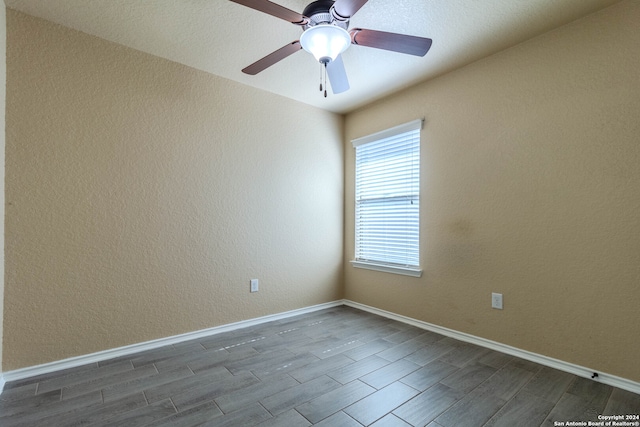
[2,299,639,397]
[343,300,640,395]
[0,300,345,388]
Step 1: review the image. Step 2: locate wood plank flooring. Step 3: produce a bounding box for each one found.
[1,306,639,426]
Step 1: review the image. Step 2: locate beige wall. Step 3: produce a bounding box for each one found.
[4,10,344,370]
[0,4,6,376]
[344,1,640,382]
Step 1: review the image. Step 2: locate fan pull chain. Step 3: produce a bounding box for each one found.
[318,63,328,98]
[323,63,328,98]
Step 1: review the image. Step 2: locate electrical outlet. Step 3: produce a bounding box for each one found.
[250,279,259,293]
[492,293,503,310]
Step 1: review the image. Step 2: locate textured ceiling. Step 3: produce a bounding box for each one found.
[5,0,622,113]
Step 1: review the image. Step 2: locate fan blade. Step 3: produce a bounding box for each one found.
[332,0,369,18]
[229,0,309,25]
[242,41,302,75]
[326,55,350,94]
[350,28,432,56]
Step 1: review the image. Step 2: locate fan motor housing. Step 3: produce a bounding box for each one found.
[302,0,349,30]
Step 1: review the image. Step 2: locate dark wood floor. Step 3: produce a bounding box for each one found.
[1,305,639,426]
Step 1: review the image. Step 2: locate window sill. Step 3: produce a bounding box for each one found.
[350,261,423,277]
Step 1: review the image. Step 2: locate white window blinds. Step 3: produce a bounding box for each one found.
[352,119,421,270]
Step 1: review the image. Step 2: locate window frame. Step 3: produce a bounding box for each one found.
[350,119,423,278]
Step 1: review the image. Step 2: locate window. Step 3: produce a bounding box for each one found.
[351,119,422,277]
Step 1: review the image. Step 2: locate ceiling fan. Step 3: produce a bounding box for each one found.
[230,0,433,96]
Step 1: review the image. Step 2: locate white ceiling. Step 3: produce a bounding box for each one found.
[5,0,622,113]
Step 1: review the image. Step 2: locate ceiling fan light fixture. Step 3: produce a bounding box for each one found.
[300,24,351,64]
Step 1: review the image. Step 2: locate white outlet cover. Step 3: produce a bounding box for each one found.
[250,279,259,293]
[492,293,503,309]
